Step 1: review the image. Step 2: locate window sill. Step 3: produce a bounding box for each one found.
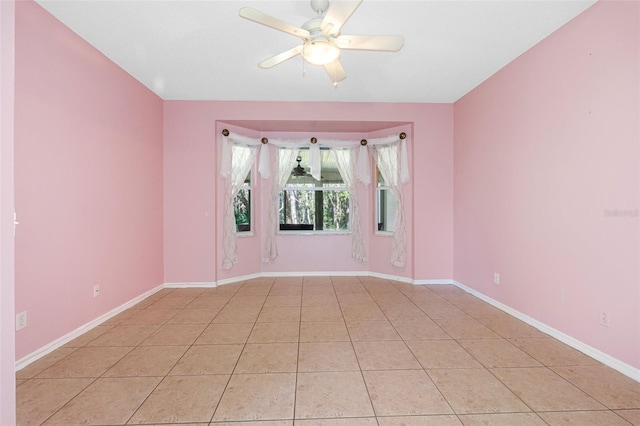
[277,231,352,236]
[236,231,254,238]
[375,231,394,237]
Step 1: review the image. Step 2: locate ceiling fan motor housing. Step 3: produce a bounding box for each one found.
[310,0,330,15]
[301,17,340,65]
[302,17,333,38]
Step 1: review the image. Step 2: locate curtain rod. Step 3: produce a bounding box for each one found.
[221,129,406,143]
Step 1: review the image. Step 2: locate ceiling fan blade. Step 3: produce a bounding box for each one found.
[239,7,310,39]
[258,45,304,69]
[324,59,347,83]
[335,34,404,51]
[321,0,362,36]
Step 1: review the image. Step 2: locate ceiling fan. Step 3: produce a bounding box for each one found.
[291,156,323,180]
[292,156,309,177]
[239,0,404,84]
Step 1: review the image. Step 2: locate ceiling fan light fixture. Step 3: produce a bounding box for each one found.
[302,39,340,65]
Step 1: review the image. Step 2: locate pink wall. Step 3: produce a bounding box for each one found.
[0,0,16,422]
[164,101,454,284]
[454,1,639,369]
[14,1,164,359]
[163,104,217,283]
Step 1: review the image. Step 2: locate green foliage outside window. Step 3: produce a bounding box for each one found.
[235,171,251,232]
[280,187,349,231]
[234,188,250,231]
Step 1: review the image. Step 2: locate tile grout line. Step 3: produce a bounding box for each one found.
[186,283,245,425]
[30,289,180,425]
[364,277,460,421]
[338,276,378,420]
[441,288,615,418]
[126,286,233,425]
[122,284,239,424]
[208,278,277,423]
[415,284,538,419]
[293,278,308,422]
[34,290,190,426]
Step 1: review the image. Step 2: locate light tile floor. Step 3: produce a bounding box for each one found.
[16,276,640,425]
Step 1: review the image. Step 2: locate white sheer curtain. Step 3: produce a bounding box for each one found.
[224,130,405,185]
[309,143,321,180]
[372,143,407,267]
[333,148,366,262]
[264,147,299,262]
[222,143,259,270]
[357,144,371,186]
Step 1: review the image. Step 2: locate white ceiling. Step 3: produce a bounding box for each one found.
[36,0,595,103]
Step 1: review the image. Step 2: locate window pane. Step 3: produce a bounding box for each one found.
[280,148,349,232]
[279,190,316,229]
[235,188,251,232]
[280,189,350,232]
[235,171,251,232]
[322,190,350,230]
[377,188,397,232]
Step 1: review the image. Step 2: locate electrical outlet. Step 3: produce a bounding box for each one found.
[493,273,500,284]
[16,311,27,330]
[93,284,100,298]
[600,311,611,328]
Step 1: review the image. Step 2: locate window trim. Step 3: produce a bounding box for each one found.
[276,229,352,236]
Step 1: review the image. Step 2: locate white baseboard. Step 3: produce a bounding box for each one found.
[169,272,416,286]
[413,279,456,285]
[261,271,370,278]
[164,281,217,288]
[452,280,640,383]
[259,270,417,283]
[217,273,262,286]
[368,271,413,284]
[218,271,451,285]
[15,284,165,371]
